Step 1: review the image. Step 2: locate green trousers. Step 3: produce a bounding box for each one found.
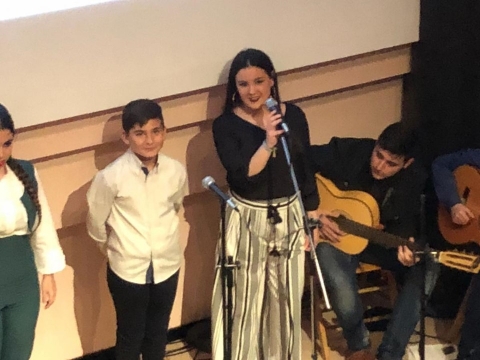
[0,236,40,360]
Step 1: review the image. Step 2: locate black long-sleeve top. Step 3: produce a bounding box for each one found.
[212,103,319,211]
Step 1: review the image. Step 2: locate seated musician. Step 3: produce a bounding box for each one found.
[310,122,440,360]
[432,149,480,360]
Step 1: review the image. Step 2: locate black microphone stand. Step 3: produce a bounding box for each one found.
[408,194,441,360]
[217,201,239,360]
[419,256,427,360]
[277,129,331,359]
[409,194,430,360]
[411,246,428,360]
[417,194,427,360]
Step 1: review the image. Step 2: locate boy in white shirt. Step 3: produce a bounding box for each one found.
[87,99,187,360]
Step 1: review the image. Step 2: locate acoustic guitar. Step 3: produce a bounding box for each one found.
[438,165,480,245]
[316,174,480,274]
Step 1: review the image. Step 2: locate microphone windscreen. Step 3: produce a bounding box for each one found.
[201,176,214,189]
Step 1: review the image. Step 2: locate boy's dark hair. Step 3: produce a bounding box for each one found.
[224,48,281,114]
[122,99,164,132]
[377,122,418,160]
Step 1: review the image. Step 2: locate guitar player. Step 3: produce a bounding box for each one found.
[309,122,440,360]
[432,149,480,360]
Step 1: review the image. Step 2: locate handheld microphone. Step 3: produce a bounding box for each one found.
[265,97,289,133]
[201,176,238,211]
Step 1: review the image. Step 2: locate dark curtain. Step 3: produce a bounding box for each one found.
[403,0,480,318]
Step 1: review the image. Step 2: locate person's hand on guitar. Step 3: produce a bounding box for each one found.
[450,203,474,226]
[317,210,345,243]
[397,237,419,267]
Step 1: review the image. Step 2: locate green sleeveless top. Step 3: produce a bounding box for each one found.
[0,160,38,286]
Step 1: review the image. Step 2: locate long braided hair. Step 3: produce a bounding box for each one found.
[0,104,42,230]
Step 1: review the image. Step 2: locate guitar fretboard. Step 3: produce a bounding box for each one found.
[328,215,423,252]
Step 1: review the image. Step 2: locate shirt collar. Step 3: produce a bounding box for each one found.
[126,148,161,175]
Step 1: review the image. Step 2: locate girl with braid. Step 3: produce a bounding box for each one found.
[0,103,65,360]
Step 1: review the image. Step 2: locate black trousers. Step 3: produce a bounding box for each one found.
[107,266,179,360]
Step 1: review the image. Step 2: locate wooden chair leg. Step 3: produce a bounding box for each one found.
[311,271,330,360]
[315,306,331,360]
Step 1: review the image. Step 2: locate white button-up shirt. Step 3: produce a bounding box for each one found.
[0,164,65,274]
[86,149,187,284]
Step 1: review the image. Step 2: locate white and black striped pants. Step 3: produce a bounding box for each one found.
[211,193,305,360]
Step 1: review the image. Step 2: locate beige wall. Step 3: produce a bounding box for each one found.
[18,45,410,360]
[1,0,419,127]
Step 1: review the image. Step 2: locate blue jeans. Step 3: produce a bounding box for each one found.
[316,242,439,360]
[457,273,480,360]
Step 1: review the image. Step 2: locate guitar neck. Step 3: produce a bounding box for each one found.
[330,216,423,252]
